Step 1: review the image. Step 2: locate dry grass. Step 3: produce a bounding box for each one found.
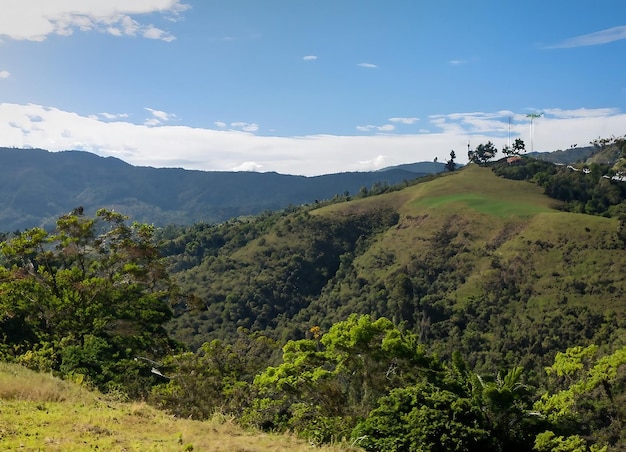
[0,362,91,403]
[0,363,358,451]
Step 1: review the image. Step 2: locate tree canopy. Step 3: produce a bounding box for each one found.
[468,141,498,164]
[0,208,179,395]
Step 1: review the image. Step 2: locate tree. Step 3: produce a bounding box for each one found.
[534,345,626,449]
[150,331,277,419]
[446,150,457,172]
[503,139,525,157]
[353,382,491,452]
[0,208,179,394]
[512,138,526,155]
[468,141,498,164]
[245,315,437,443]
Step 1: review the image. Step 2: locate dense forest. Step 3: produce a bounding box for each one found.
[1,137,625,450]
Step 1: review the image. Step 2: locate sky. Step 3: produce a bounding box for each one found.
[0,1,625,176]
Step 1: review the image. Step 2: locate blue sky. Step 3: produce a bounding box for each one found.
[0,0,625,175]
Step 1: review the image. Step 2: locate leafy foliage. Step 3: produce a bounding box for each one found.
[0,208,179,395]
[164,206,401,348]
[152,313,623,450]
[469,141,498,164]
[535,345,626,447]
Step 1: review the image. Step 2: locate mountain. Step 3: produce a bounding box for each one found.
[164,164,626,376]
[378,161,449,173]
[529,137,625,167]
[0,147,437,231]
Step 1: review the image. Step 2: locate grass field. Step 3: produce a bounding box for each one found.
[0,363,357,451]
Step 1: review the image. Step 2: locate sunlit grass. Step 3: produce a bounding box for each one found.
[414,192,550,217]
[0,363,357,451]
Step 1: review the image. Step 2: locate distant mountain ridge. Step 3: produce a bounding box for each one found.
[0,147,436,231]
[378,161,448,173]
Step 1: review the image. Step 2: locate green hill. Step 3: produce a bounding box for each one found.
[165,165,626,373]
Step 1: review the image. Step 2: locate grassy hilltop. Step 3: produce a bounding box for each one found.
[315,164,621,308]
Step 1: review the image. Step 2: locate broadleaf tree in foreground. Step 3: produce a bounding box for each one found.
[0,208,180,395]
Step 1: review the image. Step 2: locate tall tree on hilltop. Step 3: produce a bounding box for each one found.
[468,141,498,164]
[446,150,457,172]
[0,207,180,394]
[512,138,526,155]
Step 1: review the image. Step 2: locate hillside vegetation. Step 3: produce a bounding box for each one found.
[0,362,350,451]
[155,161,626,448]
[166,165,625,371]
[2,143,626,450]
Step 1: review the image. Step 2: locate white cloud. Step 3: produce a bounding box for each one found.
[100,112,130,120]
[214,121,227,128]
[144,107,176,126]
[547,26,626,49]
[358,63,377,69]
[0,1,189,42]
[143,25,176,42]
[231,122,259,132]
[357,124,396,132]
[0,103,625,176]
[232,161,263,172]
[448,59,466,65]
[389,117,419,125]
[543,107,619,119]
[144,118,162,127]
[303,55,318,61]
[359,155,388,171]
[0,70,10,79]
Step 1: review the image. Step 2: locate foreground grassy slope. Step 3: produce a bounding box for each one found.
[0,363,352,451]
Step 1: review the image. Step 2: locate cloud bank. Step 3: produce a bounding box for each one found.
[0,0,189,42]
[0,103,624,176]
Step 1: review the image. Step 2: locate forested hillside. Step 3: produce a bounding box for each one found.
[154,160,626,449]
[0,147,432,231]
[1,146,625,450]
[165,165,625,362]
